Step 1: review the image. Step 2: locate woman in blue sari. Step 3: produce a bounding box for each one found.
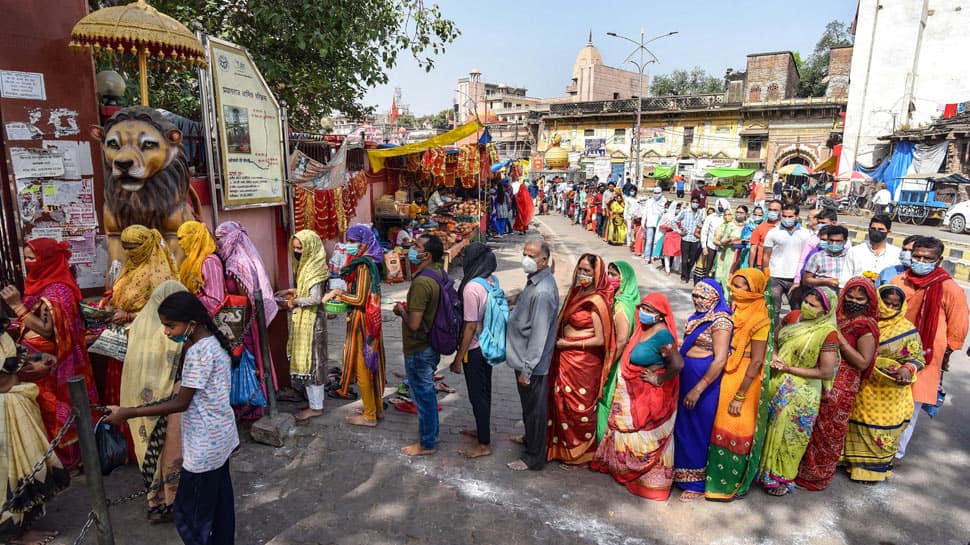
[673,279,734,501]
[734,204,764,272]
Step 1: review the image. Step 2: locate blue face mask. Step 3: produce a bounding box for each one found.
[344,243,359,256]
[827,242,845,254]
[767,211,780,222]
[171,323,194,344]
[407,248,422,265]
[638,309,658,325]
[781,217,797,229]
[751,215,764,224]
[691,203,699,210]
[910,260,937,276]
[899,250,912,267]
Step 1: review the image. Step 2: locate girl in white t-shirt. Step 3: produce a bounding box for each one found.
[107,291,238,545]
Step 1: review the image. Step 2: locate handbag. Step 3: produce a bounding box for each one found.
[212,294,250,356]
[87,324,129,360]
[230,348,266,407]
[95,419,129,476]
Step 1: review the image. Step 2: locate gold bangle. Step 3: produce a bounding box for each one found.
[733,393,746,401]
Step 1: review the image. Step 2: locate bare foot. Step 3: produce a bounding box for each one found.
[460,429,478,439]
[507,459,530,471]
[458,444,492,459]
[679,490,704,502]
[294,408,323,422]
[297,402,309,410]
[346,415,377,427]
[12,529,59,545]
[509,434,525,445]
[401,442,436,456]
[764,486,789,497]
[354,408,384,420]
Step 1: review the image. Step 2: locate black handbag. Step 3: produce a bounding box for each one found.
[95,419,129,476]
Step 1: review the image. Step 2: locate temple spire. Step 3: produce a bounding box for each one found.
[587,29,593,45]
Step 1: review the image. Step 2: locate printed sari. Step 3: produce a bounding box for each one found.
[705,269,772,500]
[796,277,879,491]
[547,254,616,465]
[606,197,627,245]
[843,285,924,482]
[712,216,742,294]
[592,293,679,500]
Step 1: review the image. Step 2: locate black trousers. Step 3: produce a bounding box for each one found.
[680,239,701,282]
[515,372,548,470]
[462,347,492,445]
[175,461,235,545]
[596,213,605,237]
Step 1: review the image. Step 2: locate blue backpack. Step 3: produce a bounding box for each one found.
[471,276,509,365]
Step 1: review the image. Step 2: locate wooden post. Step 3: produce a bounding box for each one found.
[138,49,148,106]
[253,293,277,417]
[67,377,115,545]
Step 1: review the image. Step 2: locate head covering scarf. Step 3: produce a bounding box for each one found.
[838,277,880,376]
[716,198,730,213]
[458,243,497,296]
[214,221,277,326]
[342,224,385,295]
[684,279,733,337]
[120,280,187,493]
[776,287,838,371]
[112,226,178,312]
[725,268,771,372]
[23,238,81,302]
[610,261,640,331]
[556,253,617,383]
[873,284,926,380]
[176,221,217,295]
[345,224,383,262]
[288,230,327,379]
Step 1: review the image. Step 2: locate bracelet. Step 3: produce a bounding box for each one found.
[697,377,710,387]
[733,393,746,401]
[15,306,30,320]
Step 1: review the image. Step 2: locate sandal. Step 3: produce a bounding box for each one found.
[435,382,456,394]
[765,486,790,497]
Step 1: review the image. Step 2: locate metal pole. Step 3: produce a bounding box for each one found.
[253,293,277,417]
[68,377,115,545]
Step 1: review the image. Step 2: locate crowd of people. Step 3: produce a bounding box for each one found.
[1,174,968,543]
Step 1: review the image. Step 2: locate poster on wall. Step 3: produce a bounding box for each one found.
[208,37,286,208]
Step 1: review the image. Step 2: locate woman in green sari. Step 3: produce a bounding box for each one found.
[596,261,640,442]
[756,287,840,497]
[711,207,744,294]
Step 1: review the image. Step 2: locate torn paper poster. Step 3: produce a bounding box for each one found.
[43,140,94,179]
[47,108,79,138]
[10,147,64,179]
[5,121,43,141]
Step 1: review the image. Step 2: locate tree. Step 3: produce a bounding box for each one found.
[797,20,853,97]
[649,66,725,97]
[417,109,453,130]
[89,0,460,130]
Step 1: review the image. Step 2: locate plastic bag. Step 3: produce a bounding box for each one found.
[95,420,128,476]
[384,252,404,284]
[230,348,267,407]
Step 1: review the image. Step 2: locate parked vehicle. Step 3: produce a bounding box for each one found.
[893,173,970,226]
[943,200,970,233]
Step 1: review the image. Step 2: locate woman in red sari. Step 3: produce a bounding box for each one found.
[0,238,99,469]
[547,253,616,468]
[513,182,534,234]
[795,276,879,490]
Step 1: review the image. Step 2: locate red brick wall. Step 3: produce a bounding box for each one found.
[826,46,853,98]
[744,52,800,102]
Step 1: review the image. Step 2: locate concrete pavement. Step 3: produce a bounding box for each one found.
[39,216,970,545]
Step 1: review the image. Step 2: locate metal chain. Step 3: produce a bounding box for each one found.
[106,469,182,506]
[1,412,77,512]
[71,512,97,545]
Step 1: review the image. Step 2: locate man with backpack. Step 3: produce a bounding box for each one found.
[394,234,456,457]
[506,239,560,471]
[450,243,508,459]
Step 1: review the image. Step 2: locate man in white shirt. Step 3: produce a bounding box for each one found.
[641,187,667,260]
[698,198,729,277]
[840,214,901,285]
[763,202,812,327]
[871,183,892,214]
[428,187,452,214]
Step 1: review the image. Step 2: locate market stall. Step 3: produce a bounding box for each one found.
[704,167,756,198]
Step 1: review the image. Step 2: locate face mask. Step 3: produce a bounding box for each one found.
[653,194,662,201]
[691,203,699,210]
[736,215,747,223]
[843,300,868,315]
[751,215,764,224]
[407,248,422,265]
[522,256,538,274]
[827,242,845,254]
[767,211,780,222]
[576,273,593,287]
[717,205,725,214]
[800,302,821,320]
[899,250,912,268]
[606,276,620,290]
[344,243,360,256]
[910,260,937,276]
[868,229,888,244]
[638,310,658,325]
[781,217,797,229]
[171,323,195,344]
[293,252,302,261]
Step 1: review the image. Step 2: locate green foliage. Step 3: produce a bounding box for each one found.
[649,66,725,97]
[88,0,459,130]
[797,20,853,97]
[417,109,453,130]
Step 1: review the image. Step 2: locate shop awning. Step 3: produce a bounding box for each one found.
[814,154,837,174]
[648,166,675,179]
[705,167,755,178]
[366,120,485,172]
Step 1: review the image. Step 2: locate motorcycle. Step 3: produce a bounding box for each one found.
[816,194,863,216]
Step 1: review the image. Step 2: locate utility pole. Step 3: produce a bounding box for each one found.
[607,30,678,190]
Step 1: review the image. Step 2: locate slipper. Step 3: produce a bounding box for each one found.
[433,373,444,381]
[435,382,456,394]
[393,401,442,414]
[397,383,410,396]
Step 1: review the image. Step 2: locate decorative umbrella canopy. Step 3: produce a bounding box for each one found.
[70,0,206,106]
[777,164,813,176]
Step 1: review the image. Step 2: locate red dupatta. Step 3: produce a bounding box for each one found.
[24,238,82,302]
[837,276,880,378]
[903,266,950,362]
[619,293,679,431]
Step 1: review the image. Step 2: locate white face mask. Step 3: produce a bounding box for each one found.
[522,256,538,274]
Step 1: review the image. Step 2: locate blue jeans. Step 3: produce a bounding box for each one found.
[405,346,441,449]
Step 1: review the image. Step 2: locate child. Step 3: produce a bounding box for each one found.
[106,292,238,545]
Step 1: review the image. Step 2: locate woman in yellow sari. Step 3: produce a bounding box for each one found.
[705,268,771,500]
[843,285,924,483]
[119,280,187,522]
[605,190,627,245]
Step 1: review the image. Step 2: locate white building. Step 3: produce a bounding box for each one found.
[840,0,970,173]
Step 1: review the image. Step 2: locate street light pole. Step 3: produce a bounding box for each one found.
[606,30,678,190]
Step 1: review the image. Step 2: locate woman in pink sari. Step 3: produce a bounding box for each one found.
[215,221,279,418]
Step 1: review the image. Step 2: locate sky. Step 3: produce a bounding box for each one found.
[363,0,858,116]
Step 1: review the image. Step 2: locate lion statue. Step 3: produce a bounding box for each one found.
[90,106,202,274]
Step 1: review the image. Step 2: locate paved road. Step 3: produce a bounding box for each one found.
[39,216,970,545]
